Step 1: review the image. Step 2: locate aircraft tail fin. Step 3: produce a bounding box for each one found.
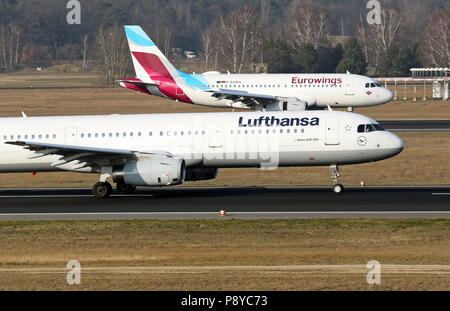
[124,25,180,81]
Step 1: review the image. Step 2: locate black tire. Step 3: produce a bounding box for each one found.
[332,184,344,194]
[92,182,112,198]
[116,182,136,194]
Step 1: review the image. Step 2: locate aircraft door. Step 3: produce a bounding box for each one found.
[345,77,354,95]
[65,127,78,145]
[325,117,340,145]
[208,124,223,149]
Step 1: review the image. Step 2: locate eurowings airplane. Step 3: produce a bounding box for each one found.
[119,25,394,111]
[1,110,403,197]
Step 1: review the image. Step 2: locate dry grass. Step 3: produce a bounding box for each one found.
[0,219,449,290]
[0,72,104,88]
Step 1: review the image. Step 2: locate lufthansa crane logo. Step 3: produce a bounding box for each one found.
[357,136,368,146]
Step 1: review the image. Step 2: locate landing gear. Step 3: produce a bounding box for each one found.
[92,181,112,198]
[116,182,136,194]
[330,164,344,194]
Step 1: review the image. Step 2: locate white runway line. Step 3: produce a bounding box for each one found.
[432,193,450,195]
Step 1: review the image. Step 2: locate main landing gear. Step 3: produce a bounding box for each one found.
[92,181,136,198]
[92,181,113,198]
[330,164,344,194]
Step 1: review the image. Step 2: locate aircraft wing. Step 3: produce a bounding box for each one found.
[208,89,278,108]
[6,141,172,170]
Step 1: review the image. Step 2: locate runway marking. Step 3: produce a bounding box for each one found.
[1,211,450,217]
[432,193,450,195]
[1,265,449,275]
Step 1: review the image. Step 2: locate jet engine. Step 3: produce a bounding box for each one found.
[185,168,218,181]
[112,158,185,186]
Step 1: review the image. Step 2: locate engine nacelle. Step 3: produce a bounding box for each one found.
[112,158,185,186]
[185,168,218,181]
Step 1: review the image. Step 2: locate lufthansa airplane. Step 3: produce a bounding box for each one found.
[1,110,403,197]
[119,26,393,111]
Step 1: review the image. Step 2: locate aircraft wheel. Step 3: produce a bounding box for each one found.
[332,184,344,194]
[116,182,136,194]
[92,181,112,198]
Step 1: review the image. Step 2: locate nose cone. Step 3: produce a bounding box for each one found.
[386,132,404,157]
[384,88,394,103]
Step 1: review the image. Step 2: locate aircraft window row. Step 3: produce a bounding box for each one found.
[365,82,382,88]
[77,128,307,139]
[79,131,208,138]
[3,134,56,140]
[231,128,305,135]
[201,84,341,89]
[357,124,385,133]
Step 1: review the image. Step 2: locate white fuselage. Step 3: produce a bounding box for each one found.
[178,73,393,109]
[0,111,403,174]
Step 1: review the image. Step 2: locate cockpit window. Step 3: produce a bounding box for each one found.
[366,82,382,88]
[357,123,385,133]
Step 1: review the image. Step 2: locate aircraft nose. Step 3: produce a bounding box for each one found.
[385,88,394,103]
[387,132,404,156]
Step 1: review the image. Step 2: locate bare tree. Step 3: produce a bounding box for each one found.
[82,34,88,70]
[357,15,370,65]
[422,8,449,67]
[371,7,402,53]
[0,23,21,69]
[290,4,330,50]
[200,29,212,70]
[220,6,259,73]
[357,6,402,71]
[96,25,130,84]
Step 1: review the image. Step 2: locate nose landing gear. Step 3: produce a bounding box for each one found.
[330,164,344,194]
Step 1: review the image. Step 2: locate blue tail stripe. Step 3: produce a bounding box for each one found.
[125,26,155,47]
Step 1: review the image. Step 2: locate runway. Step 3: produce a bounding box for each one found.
[0,186,449,220]
[379,120,450,131]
